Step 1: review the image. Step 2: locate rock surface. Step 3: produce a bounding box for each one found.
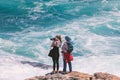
[94,72,120,80]
[25,71,120,80]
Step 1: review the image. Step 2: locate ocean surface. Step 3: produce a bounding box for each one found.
[0,0,120,80]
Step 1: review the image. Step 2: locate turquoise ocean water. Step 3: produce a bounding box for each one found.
[0,0,120,80]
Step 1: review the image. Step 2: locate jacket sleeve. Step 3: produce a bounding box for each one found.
[62,42,68,53]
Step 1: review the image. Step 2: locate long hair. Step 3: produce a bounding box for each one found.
[56,35,62,43]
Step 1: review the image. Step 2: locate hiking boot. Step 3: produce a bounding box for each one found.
[51,71,55,74]
[56,70,59,73]
[61,71,67,74]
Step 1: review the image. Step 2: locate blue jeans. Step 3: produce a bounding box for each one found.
[63,59,72,72]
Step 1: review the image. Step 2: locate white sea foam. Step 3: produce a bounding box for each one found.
[1,5,120,79]
[0,51,120,80]
[109,11,120,17]
[0,26,120,80]
[73,55,120,76]
[0,0,120,79]
[0,51,51,80]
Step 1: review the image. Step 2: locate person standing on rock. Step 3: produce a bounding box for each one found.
[50,35,62,74]
[61,36,74,73]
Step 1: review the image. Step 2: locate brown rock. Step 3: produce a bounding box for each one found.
[25,76,45,80]
[25,73,69,80]
[65,71,93,80]
[25,71,120,80]
[94,72,120,80]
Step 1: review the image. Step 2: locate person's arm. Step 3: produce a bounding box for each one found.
[51,41,56,47]
[62,42,68,53]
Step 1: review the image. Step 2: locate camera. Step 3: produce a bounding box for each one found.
[50,38,56,40]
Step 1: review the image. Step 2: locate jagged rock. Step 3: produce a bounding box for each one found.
[25,73,69,80]
[94,72,120,80]
[25,71,120,80]
[25,76,45,80]
[45,73,69,80]
[65,71,93,80]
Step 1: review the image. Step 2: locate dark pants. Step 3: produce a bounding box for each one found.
[52,47,59,71]
[52,57,59,71]
[63,59,72,72]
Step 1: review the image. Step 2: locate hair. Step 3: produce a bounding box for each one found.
[65,36,71,42]
[56,35,62,43]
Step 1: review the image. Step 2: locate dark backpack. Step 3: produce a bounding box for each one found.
[67,43,73,53]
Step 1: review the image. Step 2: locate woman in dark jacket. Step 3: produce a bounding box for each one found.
[51,35,62,73]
